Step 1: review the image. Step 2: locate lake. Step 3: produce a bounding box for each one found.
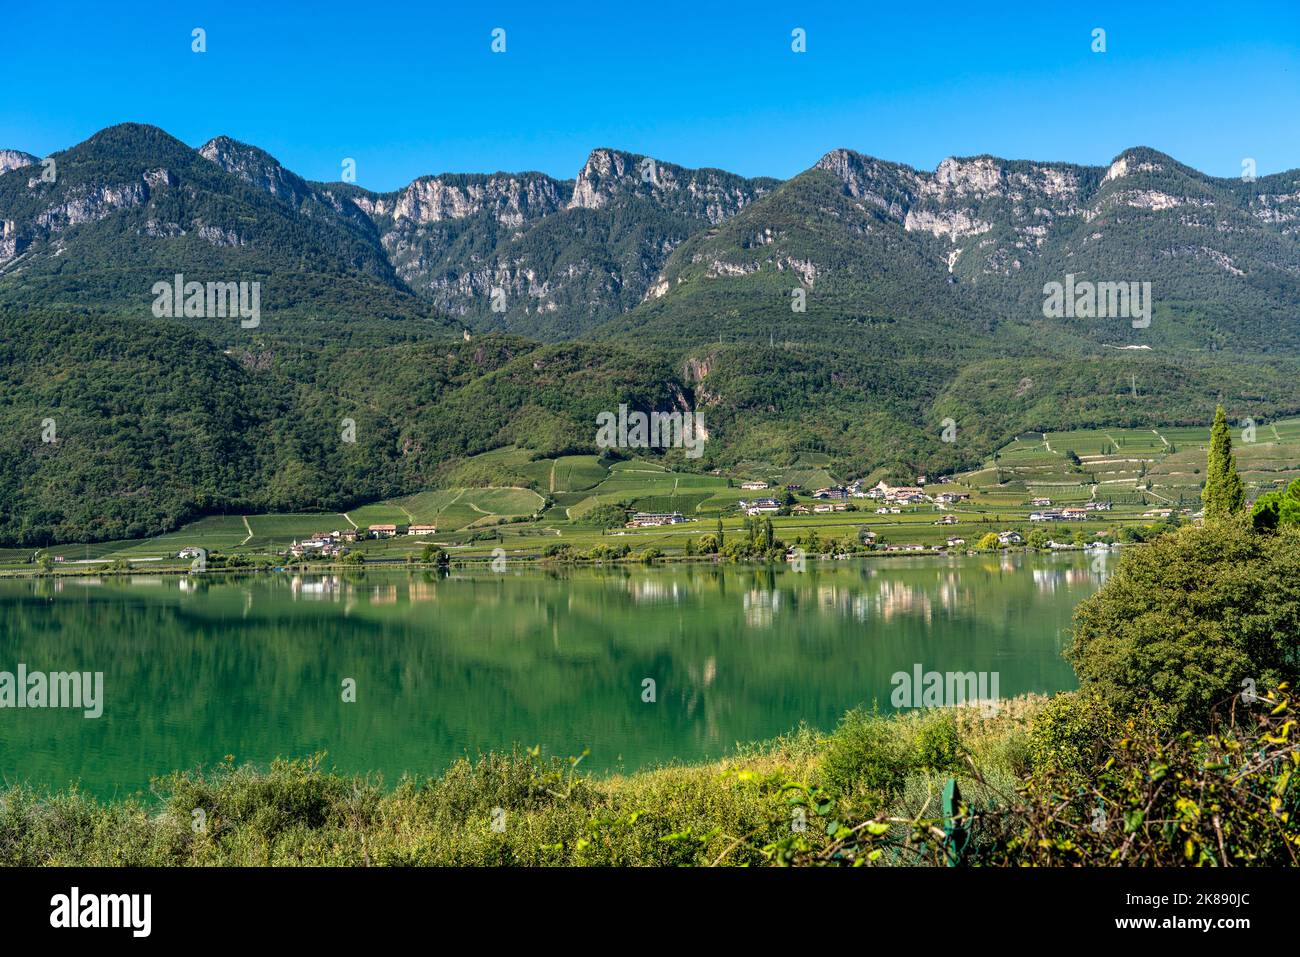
[0,552,1108,798]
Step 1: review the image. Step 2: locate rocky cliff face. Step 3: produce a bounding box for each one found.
[8,124,1300,354]
[369,173,568,227]
[615,143,1300,354]
[199,135,384,250]
[200,136,307,202]
[0,170,166,267]
[0,124,437,324]
[343,148,774,337]
[0,150,38,175]
[810,147,1093,276]
[570,147,772,223]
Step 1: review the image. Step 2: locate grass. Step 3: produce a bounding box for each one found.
[968,414,1300,510]
[346,503,412,527]
[246,513,351,541]
[0,699,1042,866]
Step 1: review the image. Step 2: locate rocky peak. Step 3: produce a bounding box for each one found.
[570,148,640,209]
[814,148,919,215]
[385,172,567,227]
[200,135,306,201]
[570,147,772,223]
[1102,153,1163,185]
[0,149,39,175]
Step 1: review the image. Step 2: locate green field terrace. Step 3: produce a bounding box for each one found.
[6,416,1298,572]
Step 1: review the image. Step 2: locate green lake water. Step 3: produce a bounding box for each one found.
[0,553,1109,798]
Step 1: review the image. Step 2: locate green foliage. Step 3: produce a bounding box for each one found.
[581,503,630,530]
[988,686,1300,866]
[1027,691,1122,783]
[1202,404,1245,520]
[578,543,630,562]
[1067,518,1300,728]
[1250,478,1300,531]
[913,713,964,775]
[819,708,913,804]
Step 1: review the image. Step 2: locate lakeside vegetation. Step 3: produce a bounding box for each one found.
[3,682,1293,866]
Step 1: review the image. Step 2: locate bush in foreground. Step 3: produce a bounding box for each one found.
[0,692,1293,867]
[1067,517,1300,728]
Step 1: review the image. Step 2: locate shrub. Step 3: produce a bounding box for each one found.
[820,708,912,804]
[1067,517,1300,727]
[1027,690,1121,781]
[912,712,963,775]
[983,686,1300,866]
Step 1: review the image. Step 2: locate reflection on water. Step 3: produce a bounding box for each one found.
[0,553,1103,797]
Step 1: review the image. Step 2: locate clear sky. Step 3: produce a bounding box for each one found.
[4,1,1299,190]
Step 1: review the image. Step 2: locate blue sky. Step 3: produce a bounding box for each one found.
[4,1,1299,190]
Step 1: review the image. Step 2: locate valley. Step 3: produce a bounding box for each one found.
[9,414,1298,573]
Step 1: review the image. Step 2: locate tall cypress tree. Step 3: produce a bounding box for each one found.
[1202,405,1245,520]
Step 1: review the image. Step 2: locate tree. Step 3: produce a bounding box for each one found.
[1250,477,1300,531]
[421,543,449,565]
[1201,405,1244,520]
[586,503,630,530]
[976,532,1000,551]
[1067,517,1300,728]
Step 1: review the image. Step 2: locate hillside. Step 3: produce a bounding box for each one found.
[5,125,1300,545]
[0,125,454,343]
[601,146,1300,355]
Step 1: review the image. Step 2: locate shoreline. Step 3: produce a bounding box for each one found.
[0,543,1124,579]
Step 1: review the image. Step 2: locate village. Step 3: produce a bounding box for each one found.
[615,477,1136,561]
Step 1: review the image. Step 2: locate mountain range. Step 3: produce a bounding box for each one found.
[3,123,1299,545]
